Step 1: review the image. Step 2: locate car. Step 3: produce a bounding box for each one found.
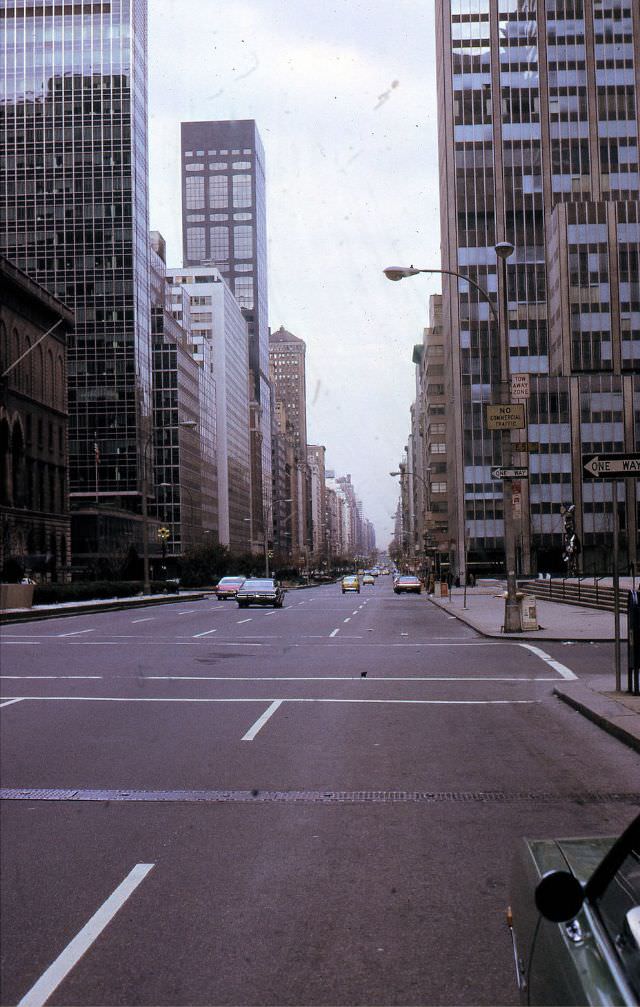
[214,575,246,600]
[394,575,422,594]
[236,578,285,608]
[507,813,640,1006]
[362,573,375,586]
[341,575,360,593]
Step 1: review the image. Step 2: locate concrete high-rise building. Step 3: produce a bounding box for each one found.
[1,0,153,553]
[307,443,327,562]
[167,266,251,552]
[180,120,272,550]
[435,0,640,577]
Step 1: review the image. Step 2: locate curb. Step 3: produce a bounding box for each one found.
[553,683,640,754]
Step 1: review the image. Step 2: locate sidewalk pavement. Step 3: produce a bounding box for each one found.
[429,585,640,755]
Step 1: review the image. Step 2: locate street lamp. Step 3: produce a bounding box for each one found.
[390,468,434,578]
[384,255,522,631]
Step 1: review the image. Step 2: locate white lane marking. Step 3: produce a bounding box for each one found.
[17,863,154,1007]
[131,618,154,624]
[241,699,283,741]
[330,628,340,638]
[178,610,198,615]
[193,629,218,638]
[0,695,540,706]
[57,628,95,638]
[0,698,24,708]
[144,675,557,682]
[0,676,102,680]
[0,641,41,645]
[343,617,351,624]
[237,618,252,625]
[519,643,578,680]
[352,610,358,616]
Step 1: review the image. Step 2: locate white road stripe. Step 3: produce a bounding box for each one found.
[519,643,578,680]
[330,628,340,637]
[17,863,154,1007]
[0,695,540,706]
[0,675,102,680]
[192,629,218,638]
[0,641,41,645]
[57,628,95,638]
[131,618,154,624]
[237,618,252,625]
[241,699,283,741]
[178,610,197,615]
[352,610,358,615]
[0,698,24,708]
[343,617,351,623]
[144,675,557,682]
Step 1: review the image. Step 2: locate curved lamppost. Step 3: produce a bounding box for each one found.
[384,252,522,632]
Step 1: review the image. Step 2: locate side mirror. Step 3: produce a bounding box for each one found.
[535,870,584,923]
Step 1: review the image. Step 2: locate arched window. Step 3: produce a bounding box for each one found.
[0,320,8,375]
[55,354,65,411]
[12,328,21,391]
[24,335,33,395]
[11,421,26,508]
[0,418,11,506]
[34,345,43,400]
[46,348,54,406]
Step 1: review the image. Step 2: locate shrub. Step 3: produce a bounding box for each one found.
[32,580,172,605]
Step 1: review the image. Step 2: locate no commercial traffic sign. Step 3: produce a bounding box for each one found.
[583,453,640,479]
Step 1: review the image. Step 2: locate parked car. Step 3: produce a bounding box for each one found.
[236,578,284,608]
[341,575,360,594]
[507,813,640,1005]
[394,575,422,594]
[362,573,375,586]
[215,575,245,600]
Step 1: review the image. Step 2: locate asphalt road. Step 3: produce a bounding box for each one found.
[1,579,638,1006]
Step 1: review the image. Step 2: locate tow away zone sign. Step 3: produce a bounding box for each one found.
[583,453,640,479]
[486,403,525,430]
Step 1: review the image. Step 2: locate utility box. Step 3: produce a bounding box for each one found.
[520,594,538,631]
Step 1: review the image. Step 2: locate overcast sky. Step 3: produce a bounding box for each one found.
[148,0,441,548]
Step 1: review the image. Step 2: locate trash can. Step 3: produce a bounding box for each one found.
[627,590,640,696]
[520,594,538,632]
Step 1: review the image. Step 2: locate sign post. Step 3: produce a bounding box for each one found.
[581,453,640,691]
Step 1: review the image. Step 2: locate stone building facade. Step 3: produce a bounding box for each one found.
[0,257,74,581]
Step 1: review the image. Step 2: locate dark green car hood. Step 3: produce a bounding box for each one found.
[528,835,616,885]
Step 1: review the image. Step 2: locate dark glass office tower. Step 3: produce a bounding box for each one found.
[1,0,152,545]
[180,119,272,544]
[435,0,639,577]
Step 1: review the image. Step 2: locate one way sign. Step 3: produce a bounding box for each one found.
[583,453,640,479]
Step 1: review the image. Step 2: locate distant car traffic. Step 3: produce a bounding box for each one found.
[508,814,640,1005]
[362,573,375,586]
[341,575,360,593]
[215,576,245,600]
[394,575,422,594]
[236,578,285,608]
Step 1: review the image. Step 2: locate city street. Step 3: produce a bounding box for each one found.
[1,579,638,1006]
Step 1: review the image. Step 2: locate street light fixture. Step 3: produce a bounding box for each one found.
[384,255,522,631]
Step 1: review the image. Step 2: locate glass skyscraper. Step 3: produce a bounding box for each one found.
[180,119,272,549]
[435,0,639,577]
[1,0,152,551]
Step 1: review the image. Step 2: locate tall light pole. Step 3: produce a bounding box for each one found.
[390,468,432,576]
[384,257,522,631]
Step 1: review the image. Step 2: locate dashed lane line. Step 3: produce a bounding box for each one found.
[57,628,95,638]
[192,629,218,638]
[131,618,154,624]
[237,618,253,625]
[16,863,154,1007]
[329,628,340,638]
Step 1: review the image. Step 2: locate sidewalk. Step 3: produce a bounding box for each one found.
[429,584,640,754]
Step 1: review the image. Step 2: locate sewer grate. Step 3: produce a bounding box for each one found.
[1,788,639,806]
